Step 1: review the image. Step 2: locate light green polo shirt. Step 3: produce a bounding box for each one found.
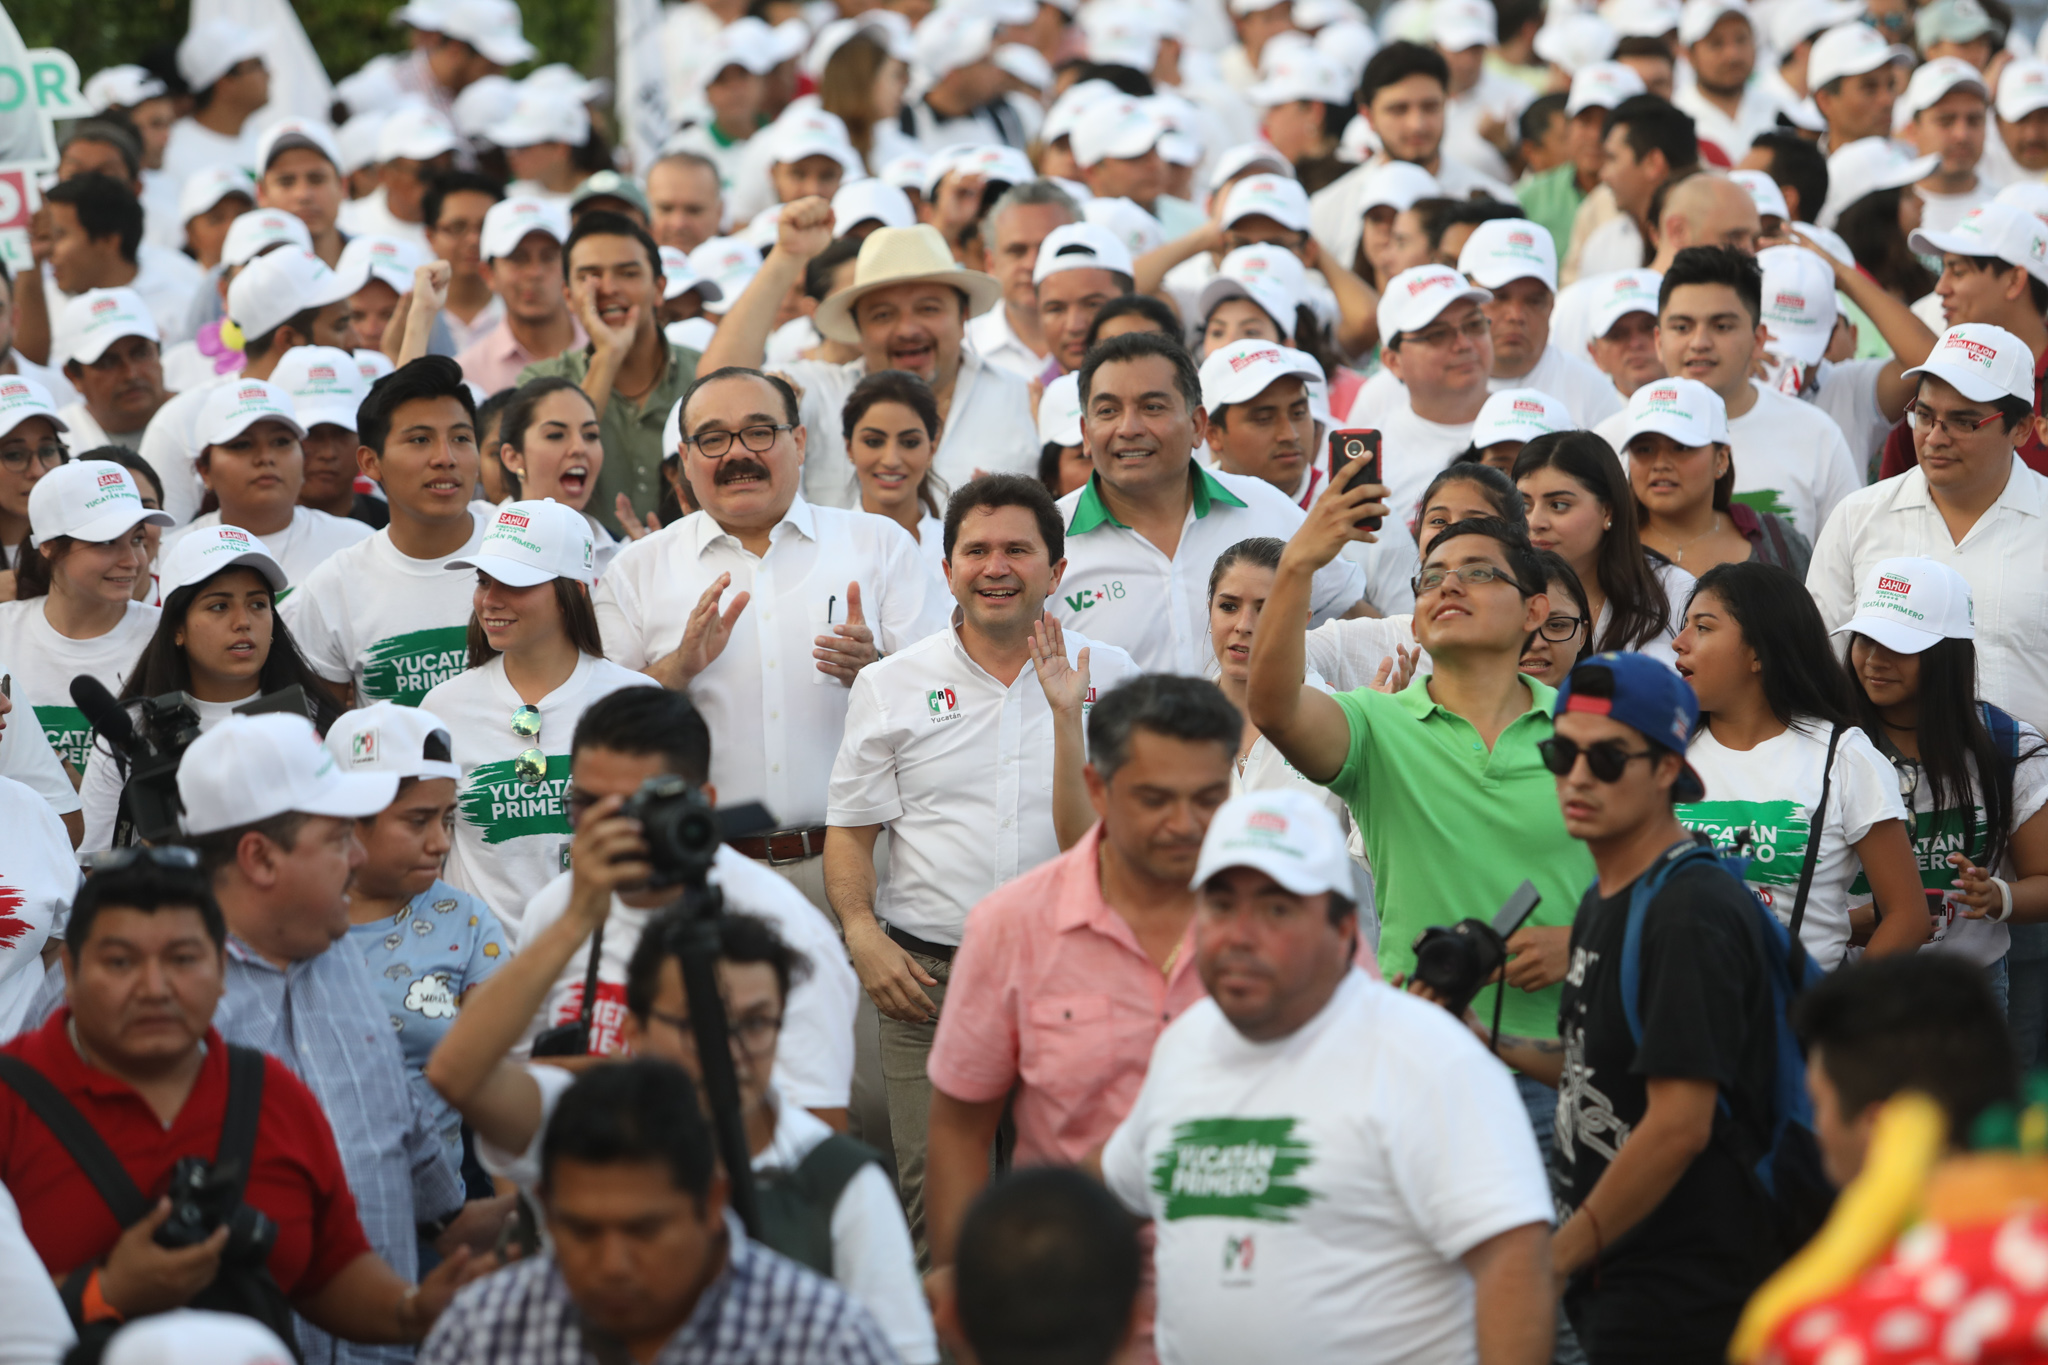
[1328,673,1596,1039]
[1516,164,1584,263]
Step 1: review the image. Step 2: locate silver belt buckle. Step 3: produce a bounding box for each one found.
[766,828,813,866]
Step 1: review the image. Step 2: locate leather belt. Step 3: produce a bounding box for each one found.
[729,826,829,865]
[885,922,958,963]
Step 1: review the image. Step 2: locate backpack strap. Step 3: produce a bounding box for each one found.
[790,1134,881,1209]
[1618,838,1717,1046]
[215,1046,267,1203]
[0,1053,151,1228]
[1782,723,1842,978]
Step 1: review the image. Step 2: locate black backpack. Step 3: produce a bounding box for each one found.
[0,1046,303,1363]
[752,1134,884,1277]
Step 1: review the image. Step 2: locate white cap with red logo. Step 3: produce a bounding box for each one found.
[1377,264,1492,344]
[26,460,172,548]
[1220,174,1312,233]
[1198,340,1324,412]
[1903,322,2037,404]
[1831,556,1976,654]
[1908,202,2048,286]
[156,524,289,598]
[448,498,598,587]
[229,249,357,341]
[1457,217,1558,293]
[325,701,463,783]
[1618,376,1730,449]
[1729,169,1790,223]
[1565,60,1646,115]
[1472,388,1572,448]
[480,196,570,262]
[104,1309,297,1365]
[0,375,65,442]
[198,378,307,447]
[57,288,159,366]
[179,712,399,836]
[1191,789,1357,898]
[1039,371,1084,448]
[1034,223,1135,286]
[1997,59,2048,122]
[1758,246,1838,368]
[221,208,313,269]
[1589,268,1664,339]
[270,346,370,432]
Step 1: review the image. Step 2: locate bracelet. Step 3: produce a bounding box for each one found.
[1993,876,2015,924]
[82,1268,123,1325]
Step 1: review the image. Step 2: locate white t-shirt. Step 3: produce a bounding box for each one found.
[0,776,77,1038]
[1918,181,1996,237]
[421,653,650,934]
[136,380,230,527]
[1590,558,1695,667]
[0,693,83,819]
[1576,214,1646,279]
[282,507,491,706]
[0,599,160,773]
[1102,970,1552,1365]
[1804,358,1891,476]
[1377,404,1478,534]
[512,847,859,1109]
[1305,613,1429,694]
[164,507,373,592]
[78,695,246,854]
[1678,721,1909,967]
[1490,343,1625,428]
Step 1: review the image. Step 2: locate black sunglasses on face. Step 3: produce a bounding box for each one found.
[1537,735,1662,782]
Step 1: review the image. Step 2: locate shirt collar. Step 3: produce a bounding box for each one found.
[688,492,817,553]
[1050,825,1121,936]
[1893,457,2045,518]
[1389,670,1556,722]
[1066,464,1249,535]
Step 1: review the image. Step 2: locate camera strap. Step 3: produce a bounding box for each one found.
[1782,724,1842,978]
[216,1046,267,1202]
[575,922,607,1035]
[0,1053,150,1227]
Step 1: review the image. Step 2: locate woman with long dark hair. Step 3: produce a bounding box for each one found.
[816,25,914,173]
[1835,185,1936,302]
[82,445,168,604]
[1671,560,1928,963]
[1620,378,1810,579]
[497,377,621,574]
[842,369,945,582]
[1515,429,1691,663]
[1838,558,2048,999]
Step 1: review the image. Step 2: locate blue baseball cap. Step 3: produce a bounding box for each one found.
[1553,652,1705,802]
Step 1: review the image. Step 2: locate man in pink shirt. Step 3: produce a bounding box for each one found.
[455,196,585,394]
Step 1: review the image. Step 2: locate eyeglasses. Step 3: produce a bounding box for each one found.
[1539,613,1584,643]
[0,442,67,473]
[1412,563,1526,596]
[1537,735,1661,782]
[1895,757,1922,802]
[1907,404,2004,440]
[648,1008,783,1054]
[683,424,793,459]
[1400,315,1491,350]
[87,845,202,874]
[511,705,545,787]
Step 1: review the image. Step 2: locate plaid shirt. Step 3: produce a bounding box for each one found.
[420,1214,902,1365]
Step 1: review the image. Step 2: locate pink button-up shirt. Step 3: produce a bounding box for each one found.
[926,824,1209,1168]
[455,315,589,396]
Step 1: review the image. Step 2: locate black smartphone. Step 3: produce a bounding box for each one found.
[1327,428,1382,531]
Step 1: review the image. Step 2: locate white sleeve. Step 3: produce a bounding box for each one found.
[1343,530,1418,617]
[2011,724,2048,829]
[1099,1065,1158,1218]
[279,570,355,685]
[828,676,904,827]
[0,1182,73,1364]
[592,557,651,672]
[1812,420,1864,534]
[475,1063,577,1194]
[772,925,858,1110]
[1832,725,1911,847]
[872,524,948,654]
[0,708,81,816]
[830,1164,940,1365]
[1803,497,1859,630]
[137,397,203,527]
[1306,554,1368,625]
[77,743,126,855]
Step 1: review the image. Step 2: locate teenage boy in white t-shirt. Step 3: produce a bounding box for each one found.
[283,356,490,707]
[1101,789,1553,1365]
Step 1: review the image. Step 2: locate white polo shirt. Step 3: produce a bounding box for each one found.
[963,305,1049,382]
[1808,459,2048,734]
[781,350,1041,510]
[593,496,952,827]
[1048,466,1366,674]
[828,615,1141,945]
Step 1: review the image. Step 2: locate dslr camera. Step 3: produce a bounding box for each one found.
[156,1156,277,1267]
[1411,881,1542,1018]
[617,776,776,889]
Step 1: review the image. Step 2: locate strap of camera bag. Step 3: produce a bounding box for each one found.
[0,1053,149,1227]
[215,1046,267,1204]
[575,923,606,1034]
[1782,724,1843,979]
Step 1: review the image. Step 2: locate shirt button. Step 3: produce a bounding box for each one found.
[772,764,781,773]
[770,711,779,720]
[1472,741,1481,751]
[767,660,776,669]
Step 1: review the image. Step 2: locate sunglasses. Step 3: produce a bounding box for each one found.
[88,845,202,874]
[1537,735,1662,782]
[511,704,545,786]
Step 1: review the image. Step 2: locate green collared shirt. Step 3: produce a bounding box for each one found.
[1516,164,1585,263]
[1065,464,1248,535]
[518,341,700,536]
[1329,673,1596,1039]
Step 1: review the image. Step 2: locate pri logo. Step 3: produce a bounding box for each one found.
[351,730,379,765]
[96,469,126,489]
[1877,575,1912,596]
[219,527,253,546]
[1228,347,1281,372]
[1944,335,1998,369]
[499,512,531,529]
[925,688,958,715]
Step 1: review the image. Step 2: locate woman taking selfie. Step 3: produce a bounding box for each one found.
[842,370,945,583]
[424,499,644,934]
[1621,377,1811,579]
[497,377,623,575]
[1671,559,1928,965]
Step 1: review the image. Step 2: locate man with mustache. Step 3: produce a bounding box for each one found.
[54,287,172,452]
[594,365,951,910]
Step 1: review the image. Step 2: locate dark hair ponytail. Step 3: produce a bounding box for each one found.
[1688,560,1854,730]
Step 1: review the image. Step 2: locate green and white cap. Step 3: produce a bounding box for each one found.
[178,712,398,836]
[57,287,158,365]
[448,497,597,587]
[198,377,306,447]
[156,524,288,599]
[0,374,67,441]
[1831,555,1974,654]
[1191,789,1357,898]
[27,459,173,547]
[1619,376,1728,449]
[269,345,369,432]
[325,700,461,783]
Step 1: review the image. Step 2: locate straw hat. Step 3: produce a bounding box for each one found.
[812,224,1004,345]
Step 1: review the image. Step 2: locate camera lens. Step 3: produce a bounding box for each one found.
[1345,440,1363,459]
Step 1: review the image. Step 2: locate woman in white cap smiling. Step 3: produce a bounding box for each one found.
[0,376,68,588]
[164,376,374,586]
[0,459,171,776]
[75,524,342,852]
[1839,557,2048,997]
[494,378,623,574]
[423,499,646,930]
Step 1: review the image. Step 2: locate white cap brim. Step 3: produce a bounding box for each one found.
[162,546,290,598]
[299,770,403,820]
[1829,612,1948,654]
[1900,354,2025,403]
[445,551,574,587]
[43,505,175,548]
[1620,411,1720,449]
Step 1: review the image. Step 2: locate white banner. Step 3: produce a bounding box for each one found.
[615,0,669,173]
[193,0,335,122]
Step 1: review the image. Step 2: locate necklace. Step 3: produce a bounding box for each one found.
[1661,514,1719,564]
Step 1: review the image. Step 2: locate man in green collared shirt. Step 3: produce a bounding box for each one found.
[519,211,698,536]
[1247,488,1595,1044]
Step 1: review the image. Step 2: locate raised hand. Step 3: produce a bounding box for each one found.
[776,196,837,265]
[1286,462,1390,575]
[651,573,749,689]
[1029,615,1091,715]
[816,580,879,683]
[1371,644,1420,694]
[615,492,660,540]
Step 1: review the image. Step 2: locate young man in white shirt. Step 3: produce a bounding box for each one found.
[964,181,1079,381]
[1434,0,1534,188]
[594,366,949,909]
[1593,245,1860,541]
[159,19,270,193]
[1808,322,2048,737]
[1369,264,1498,530]
[1100,789,1554,1365]
[1672,0,1784,163]
[1460,217,1624,426]
[701,204,1040,509]
[1575,96,1698,282]
[283,356,491,707]
[1032,222,1134,379]
[1047,331,1364,673]
[824,474,1140,1250]
[1900,59,1995,237]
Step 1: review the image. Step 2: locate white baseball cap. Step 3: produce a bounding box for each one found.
[920,142,1035,199]
[335,234,432,297]
[1220,174,1312,233]
[1819,137,1940,229]
[1678,0,1750,45]
[1200,244,1304,333]
[440,0,537,65]
[480,196,570,263]
[230,248,357,340]
[1903,322,2037,404]
[1600,0,1681,37]
[84,65,168,114]
[1908,202,2048,286]
[1042,81,1119,145]
[1207,143,1294,193]
[1072,99,1166,169]
[1729,168,1790,223]
[1081,196,1167,257]
[377,104,461,163]
[1588,267,1664,338]
[1033,222,1136,286]
[1806,23,1891,90]
[1191,789,1356,898]
[1619,376,1730,448]
[452,74,521,139]
[356,350,397,386]
[448,498,599,587]
[179,712,399,836]
[1997,180,2048,222]
[1565,60,1646,115]
[104,1309,298,1365]
[270,346,369,432]
[178,19,266,93]
[687,237,763,313]
[58,288,159,366]
[1769,0,1865,53]
[221,208,313,269]
[198,378,307,447]
[1357,159,1441,214]
[1230,0,1291,14]
[1081,7,1163,68]
[768,110,863,172]
[26,460,171,548]
[1039,370,1084,447]
[1248,47,1352,106]
[805,15,915,79]
[179,166,255,225]
[1378,264,1492,342]
[1432,0,1497,49]
[325,702,462,783]
[916,7,999,78]
[1997,59,2048,122]
[156,524,290,599]
[256,118,342,175]
[704,18,785,80]
[1758,246,1838,367]
[1898,56,1988,126]
[1472,387,1571,447]
[879,151,929,194]
[1798,221,1858,266]
[0,375,67,442]
[1534,14,1618,75]
[996,42,1055,91]
[1199,339,1323,412]
[833,178,918,232]
[658,246,723,303]
[489,88,589,150]
[1830,556,1975,653]
[1457,217,1557,293]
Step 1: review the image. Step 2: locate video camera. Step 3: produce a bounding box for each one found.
[1411,881,1542,1019]
[69,676,317,845]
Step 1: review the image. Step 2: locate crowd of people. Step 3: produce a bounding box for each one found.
[1,0,2048,1359]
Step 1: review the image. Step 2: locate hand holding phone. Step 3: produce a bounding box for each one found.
[1327,429,1383,532]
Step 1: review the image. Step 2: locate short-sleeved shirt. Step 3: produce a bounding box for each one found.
[1327,674,1596,1039]
[0,598,160,773]
[162,507,373,593]
[0,1010,372,1296]
[518,341,700,536]
[1552,860,1779,1356]
[0,777,76,1039]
